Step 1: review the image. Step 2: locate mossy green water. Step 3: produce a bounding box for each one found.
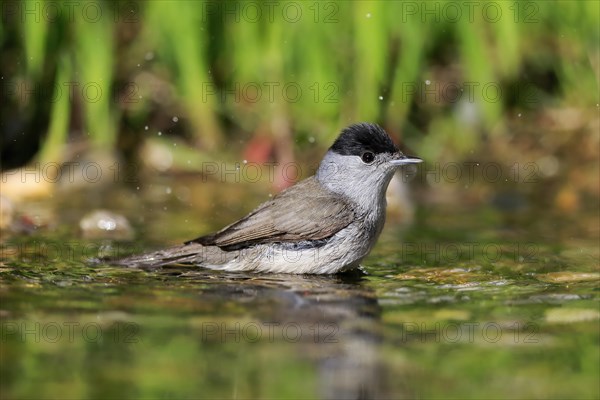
[1,181,598,399]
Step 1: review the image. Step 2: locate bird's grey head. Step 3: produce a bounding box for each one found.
[316,123,421,210]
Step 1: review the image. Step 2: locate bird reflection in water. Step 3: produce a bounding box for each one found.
[156,267,394,399]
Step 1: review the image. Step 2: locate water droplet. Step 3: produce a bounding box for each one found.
[308,136,315,143]
[172,116,179,123]
[425,79,431,85]
[166,187,172,194]
[378,95,383,100]
[243,159,248,164]
[518,113,522,117]
[144,126,148,131]
[158,131,162,136]
[366,13,372,18]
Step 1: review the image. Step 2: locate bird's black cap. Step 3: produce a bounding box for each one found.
[330,123,398,156]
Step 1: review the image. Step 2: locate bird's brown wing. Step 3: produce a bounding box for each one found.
[186,177,355,250]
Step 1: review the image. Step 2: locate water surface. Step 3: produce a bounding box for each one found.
[1,178,598,399]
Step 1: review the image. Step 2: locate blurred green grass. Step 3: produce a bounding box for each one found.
[1,0,598,171]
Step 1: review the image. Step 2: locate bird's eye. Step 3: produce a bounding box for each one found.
[361,151,375,164]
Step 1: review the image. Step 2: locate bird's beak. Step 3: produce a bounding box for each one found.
[389,154,423,166]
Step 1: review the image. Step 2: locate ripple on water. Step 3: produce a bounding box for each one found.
[545,307,600,323]
[537,271,600,283]
[504,293,588,306]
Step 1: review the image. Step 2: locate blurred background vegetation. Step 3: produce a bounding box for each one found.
[0,0,598,215]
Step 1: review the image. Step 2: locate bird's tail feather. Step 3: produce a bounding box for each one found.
[112,243,206,270]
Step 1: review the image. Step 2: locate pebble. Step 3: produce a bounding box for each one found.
[0,195,14,229]
[79,210,134,240]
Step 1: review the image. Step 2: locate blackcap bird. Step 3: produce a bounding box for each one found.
[118,123,422,274]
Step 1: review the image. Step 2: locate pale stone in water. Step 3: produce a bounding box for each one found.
[79,210,133,240]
